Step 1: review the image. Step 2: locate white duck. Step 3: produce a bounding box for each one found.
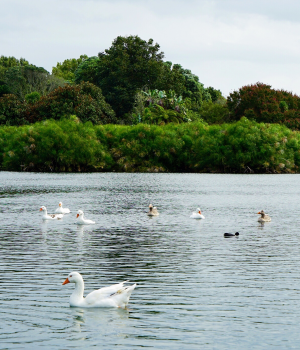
[190,208,205,219]
[40,206,63,220]
[55,202,70,214]
[257,210,271,222]
[62,271,136,308]
[147,204,159,216]
[76,210,95,225]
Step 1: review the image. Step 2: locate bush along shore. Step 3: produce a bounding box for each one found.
[0,117,300,173]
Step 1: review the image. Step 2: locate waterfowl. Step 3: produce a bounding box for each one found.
[40,206,63,220]
[55,202,70,214]
[76,210,95,225]
[147,204,159,216]
[257,210,271,222]
[62,271,136,308]
[224,232,239,237]
[190,208,205,219]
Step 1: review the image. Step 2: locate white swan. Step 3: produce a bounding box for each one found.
[257,210,271,222]
[55,202,70,214]
[147,204,159,216]
[76,210,95,225]
[190,208,205,219]
[62,271,136,308]
[40,206,63,220]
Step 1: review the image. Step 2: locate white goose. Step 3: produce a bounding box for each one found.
[55,202,70,214]
[40,206,63,220]
[76,210,95,225]
[147,204,159,216]
[62,271,136,308]
[190,208,205,219]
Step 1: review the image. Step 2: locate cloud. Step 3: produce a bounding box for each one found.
[1,0,300,96]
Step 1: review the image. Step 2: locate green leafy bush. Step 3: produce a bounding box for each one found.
[0,119,113,171]
[1,118,300,173]
[0,82,116,125]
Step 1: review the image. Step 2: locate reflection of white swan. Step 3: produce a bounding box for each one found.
[147,204,159,216]
[55,202,70,214]
[257,210,271,222]
[40,221,49,234]
[40,206,63,220]
[62,271,136,308]
[190,208,205,219]
[76,210,95,225]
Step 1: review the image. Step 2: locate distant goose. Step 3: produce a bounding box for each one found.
[190,208,205,219]
[257,210,271,222]
[55,202,70,214]
[147,204,159,216]
[40,206,63,220]
[76,210,95,225]
[224,232,239,237]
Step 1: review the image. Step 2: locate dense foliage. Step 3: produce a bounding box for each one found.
[0,82,116,125]
[0,56,65,99]
[52,55,88,83]
[1,117,299,173]
[227,83,300,128]
[74,36,221,121]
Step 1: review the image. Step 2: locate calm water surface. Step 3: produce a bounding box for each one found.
[1,172,300,349]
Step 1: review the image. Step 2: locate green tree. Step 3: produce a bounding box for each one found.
[52,55,88,83]
[0,56,29,79]
[227,82,300,123]
[74,56,100,85]
[91,35,165,118]
[0,56,30,97]
[3,65,65,100]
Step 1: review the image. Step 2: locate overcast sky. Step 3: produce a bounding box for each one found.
[1,0,300,96]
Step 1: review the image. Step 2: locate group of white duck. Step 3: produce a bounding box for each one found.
[41,203,270,309]
[39,202,95,225]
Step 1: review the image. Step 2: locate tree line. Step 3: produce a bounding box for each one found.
[1,35,300,131]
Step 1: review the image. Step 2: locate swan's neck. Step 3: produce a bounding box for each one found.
[70,280,85,305]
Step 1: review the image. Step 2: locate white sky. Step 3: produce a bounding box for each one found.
[1,0,300,97]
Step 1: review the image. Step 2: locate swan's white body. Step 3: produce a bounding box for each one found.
[55,202,70,214]
[257,210,271,222]
[40,206,63,220]
[62,271,136,308]
[147,204,159,216]
[76,210,95,225]
[190,208,205,219]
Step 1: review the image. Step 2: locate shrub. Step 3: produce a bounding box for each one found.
[1,118,300,173]
[227,82,300,124]
[0,82,116,125]
[0,119,113,171]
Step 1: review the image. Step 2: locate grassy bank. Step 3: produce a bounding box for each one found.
[0,117,299,173]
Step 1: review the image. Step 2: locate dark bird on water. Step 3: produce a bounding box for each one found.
[224,232,239,237]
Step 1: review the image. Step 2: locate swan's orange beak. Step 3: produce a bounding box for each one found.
[76,214,79,218]
[198,211,201,214]
[62,278,70,285]
[257,212,261,214]
[59,203,62,207]
[39,208,42,211]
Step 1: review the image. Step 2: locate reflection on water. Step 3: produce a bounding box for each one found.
[1,172,300,349]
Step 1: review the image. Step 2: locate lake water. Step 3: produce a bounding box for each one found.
[1,172,300,349]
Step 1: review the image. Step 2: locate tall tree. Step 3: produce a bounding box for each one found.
[52,55,88,83]
[4,65,65,100]
[94,35,165,118]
